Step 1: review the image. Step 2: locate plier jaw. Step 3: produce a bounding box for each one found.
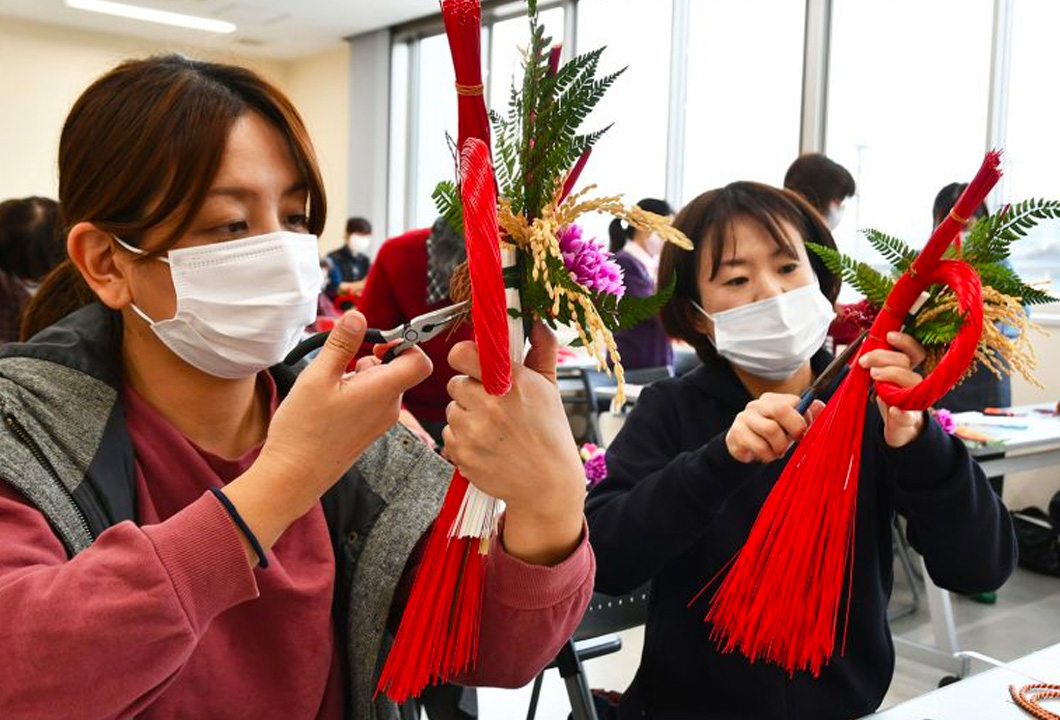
[283,301,470,366]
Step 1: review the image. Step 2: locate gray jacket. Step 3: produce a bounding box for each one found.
[0,303,450,720]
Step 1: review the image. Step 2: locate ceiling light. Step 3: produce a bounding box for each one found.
[64,0,237,35]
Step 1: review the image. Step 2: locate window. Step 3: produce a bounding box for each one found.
[1001,0,1060,292]
[573,0,672,244]
[386,41,409,237]
[681,0,805,203]
[825,0,994,282]
[488,7,565,112]
[409,33,459,229]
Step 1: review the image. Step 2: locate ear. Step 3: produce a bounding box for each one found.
[685,298,714,340]
[67,222,133,310]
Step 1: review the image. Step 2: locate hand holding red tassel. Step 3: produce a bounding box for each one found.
[858,330,928,447]
[444,322,586,566]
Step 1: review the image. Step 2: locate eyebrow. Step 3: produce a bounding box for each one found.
[719,247,795,268]
[206,180,308,199]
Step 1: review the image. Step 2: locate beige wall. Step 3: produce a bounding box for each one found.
[0,16,351,253]
[283,45,351,253]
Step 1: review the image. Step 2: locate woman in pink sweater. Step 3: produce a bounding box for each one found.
[0,55,592,719]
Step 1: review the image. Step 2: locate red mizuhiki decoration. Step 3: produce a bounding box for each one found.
[696,152,1000,676]
[376,138,509,703]
[376,1,511,701]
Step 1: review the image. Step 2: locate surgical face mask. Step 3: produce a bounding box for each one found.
[826,203,845,230]
[692,282,835,381]
[348,234,371,255]
[114,231,321,379]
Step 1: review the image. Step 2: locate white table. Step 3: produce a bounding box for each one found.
[587,396,1060,681]
[861,642,1060,719]
[896,404,1060,680]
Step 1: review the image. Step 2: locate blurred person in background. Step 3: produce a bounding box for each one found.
[609,198,675,372]
[0,196,64,344]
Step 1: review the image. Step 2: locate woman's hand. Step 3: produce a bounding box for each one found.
[859,330,927,448]
[726,394,823,464]
[444,323,585,566]
[225,311,433,556]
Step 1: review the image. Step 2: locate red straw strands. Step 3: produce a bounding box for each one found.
[377,139,510,702]
[462,138,512,396]
[698,152,1000,676]
[442,0,491,151]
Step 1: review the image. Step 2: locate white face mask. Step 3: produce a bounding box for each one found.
[348,234,371,255]
[693,282,835,381]
[826,203,844,230]
[115,231,321,379]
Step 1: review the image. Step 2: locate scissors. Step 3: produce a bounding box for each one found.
[283,301,469,366]
[795,330,868,414]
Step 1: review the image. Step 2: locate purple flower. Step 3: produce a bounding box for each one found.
[933,408,957,435]
[584,451,608,487]
[558,224,625,298]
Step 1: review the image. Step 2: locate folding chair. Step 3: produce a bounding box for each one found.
[526,584,651,720]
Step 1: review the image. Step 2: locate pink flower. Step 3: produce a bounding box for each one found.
[584,452,608,486]
[579,442,608,486]
[932,408,957,435]
[558,224,625,298]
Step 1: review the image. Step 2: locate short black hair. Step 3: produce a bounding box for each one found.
[783,153,856,214]
[932,183,988,227]
[659,182,840,367]
[0,197,64,281]
[346,216,372,235]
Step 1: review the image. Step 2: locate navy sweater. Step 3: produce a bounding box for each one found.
[585,351,1017,720]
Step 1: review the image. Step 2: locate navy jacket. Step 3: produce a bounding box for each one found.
[586,351,1016,719]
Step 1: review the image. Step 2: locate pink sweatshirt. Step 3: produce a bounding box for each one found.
[0,375,593,719]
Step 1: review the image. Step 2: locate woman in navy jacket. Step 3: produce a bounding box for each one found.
[586,182,1016,720]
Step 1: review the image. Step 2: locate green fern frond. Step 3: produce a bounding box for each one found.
[432,180,463,235]
[808,243,894,307]
[491,2,621,218]
[863,229,917,271]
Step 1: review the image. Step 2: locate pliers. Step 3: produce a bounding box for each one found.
[283,301,469,366]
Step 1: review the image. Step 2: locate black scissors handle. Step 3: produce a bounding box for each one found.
[283,328,387,366]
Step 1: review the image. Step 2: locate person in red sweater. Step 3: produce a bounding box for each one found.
[0,55,593,720]
[357,219,475,443]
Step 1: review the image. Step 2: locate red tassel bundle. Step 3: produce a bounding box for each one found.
[698,152,1000,676]
[376,139,510,702]
[441,0,491,151]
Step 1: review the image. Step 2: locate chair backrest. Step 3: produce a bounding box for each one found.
[573,584,651,641]
[623,366,673,386]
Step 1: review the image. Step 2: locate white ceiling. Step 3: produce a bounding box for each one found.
[0,0,438,59]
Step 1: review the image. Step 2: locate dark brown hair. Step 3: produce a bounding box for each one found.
[346,217,372,236]
[783,153,856,214]
[0,197,63,281]
[21,54,326,340]
[658,181,841,366]
[933,182,988,227]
